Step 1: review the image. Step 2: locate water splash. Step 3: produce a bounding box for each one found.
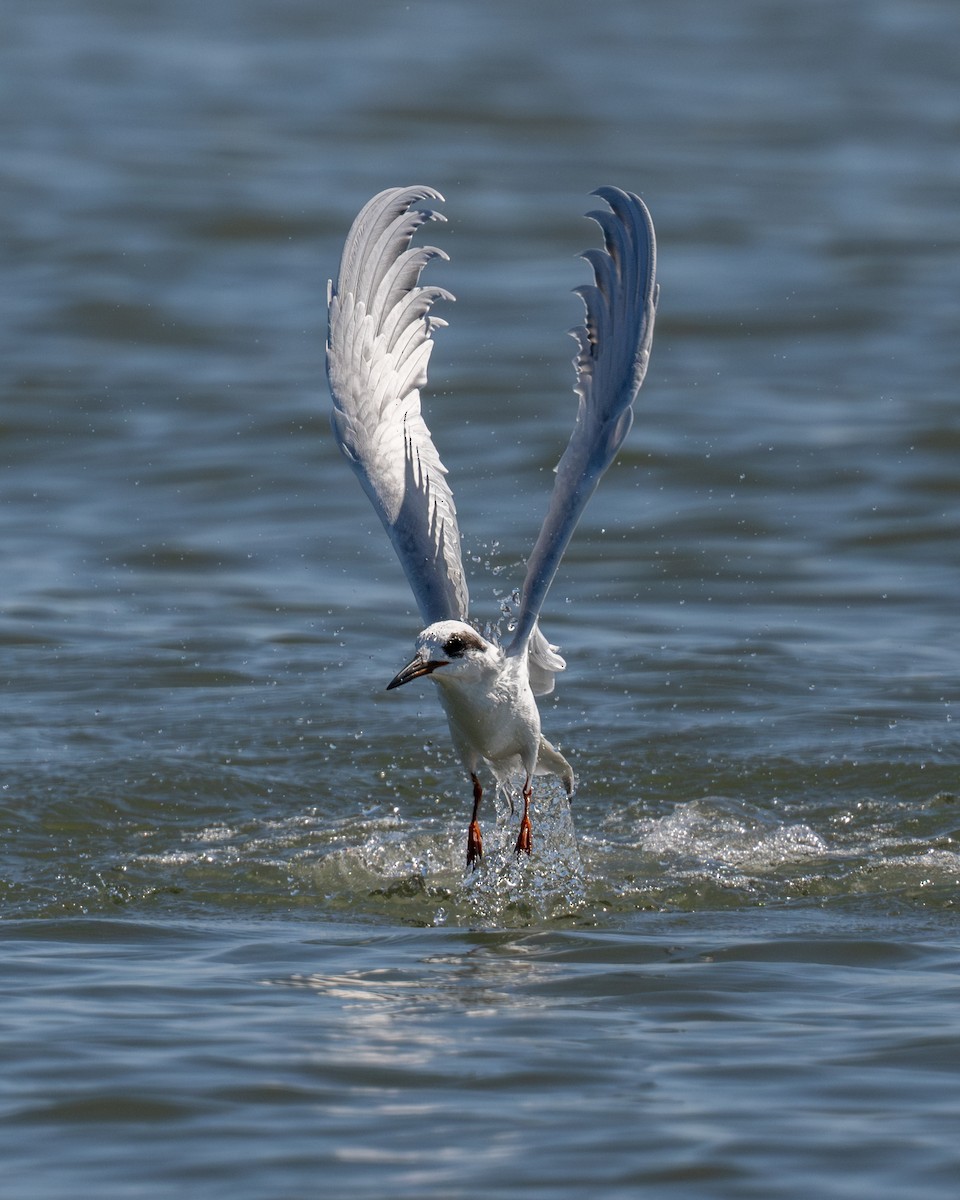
[301,779,586,927]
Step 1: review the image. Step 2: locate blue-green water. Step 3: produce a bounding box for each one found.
[2,1,959,1196]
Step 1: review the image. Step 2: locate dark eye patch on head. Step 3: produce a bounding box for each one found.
[442,631,485,658]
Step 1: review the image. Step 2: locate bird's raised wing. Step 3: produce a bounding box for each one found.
[326,186,468,625]
[507,187,658,684]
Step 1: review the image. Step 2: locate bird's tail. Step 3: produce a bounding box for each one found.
[526,624,566,696]
[535,736,575,796]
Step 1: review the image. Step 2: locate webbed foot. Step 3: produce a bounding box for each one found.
[466,820,483,869]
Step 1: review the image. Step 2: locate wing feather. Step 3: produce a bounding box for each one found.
[507,187,658,679]
[326,186,468,625]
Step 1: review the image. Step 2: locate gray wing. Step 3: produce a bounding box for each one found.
[507,187,658,687]
[326,186,468,625]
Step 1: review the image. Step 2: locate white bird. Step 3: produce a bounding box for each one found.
[326,185,657,867]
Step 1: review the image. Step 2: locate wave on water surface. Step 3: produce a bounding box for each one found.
[103,782,960,929]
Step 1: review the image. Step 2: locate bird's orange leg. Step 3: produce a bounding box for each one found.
[514,776,533,856]
[466,772,484,869]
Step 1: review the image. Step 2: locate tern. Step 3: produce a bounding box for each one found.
[325,185,657,867]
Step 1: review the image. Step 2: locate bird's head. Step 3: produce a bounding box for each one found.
[386,620,498,691]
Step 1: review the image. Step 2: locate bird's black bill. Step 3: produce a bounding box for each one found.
[385,657,448,691]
